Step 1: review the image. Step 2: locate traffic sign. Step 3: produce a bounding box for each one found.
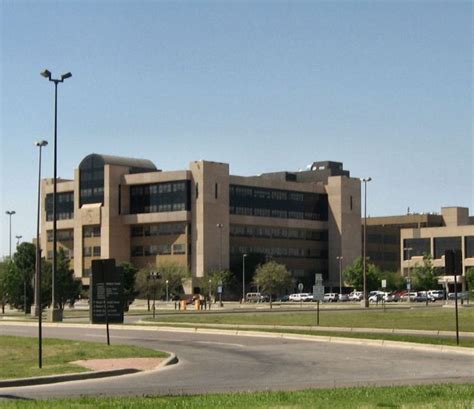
[381,279,387,289]
[313,285,324,301]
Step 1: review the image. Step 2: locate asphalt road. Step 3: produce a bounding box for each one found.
[1,324,473,399]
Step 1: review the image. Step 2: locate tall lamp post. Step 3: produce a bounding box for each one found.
[40,69,72,322]
[165,279,169,302]
[5,210,16,258]
[336,256,343,296]
[361,177,372,308]
[242,253,247,303]
[16,235,22,247]
[403,247,413,304]
[34,140,48,368]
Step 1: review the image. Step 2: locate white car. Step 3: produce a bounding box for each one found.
[428,290,445,301]
[289,293,312,302]
[323,293,338,302]
[349,291,363,301]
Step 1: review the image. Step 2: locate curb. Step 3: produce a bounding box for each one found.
[0,353,178,389]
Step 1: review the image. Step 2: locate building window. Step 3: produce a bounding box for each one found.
[45,192,74,221]
[350,196,353,211]
[434,237,462,259]
[93,246,101,257]
[230,184,328,221]
[130,180,190,214]
[84,225,101,238]
[79,155,104,206]
[173,243,186,254]
[465,236,474,258]
[215,183,218,199]
[403,239,430,259]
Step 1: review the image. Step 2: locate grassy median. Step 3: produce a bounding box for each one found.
[0,384,472,408]
[147,306,474,332]
[0,336,167,380]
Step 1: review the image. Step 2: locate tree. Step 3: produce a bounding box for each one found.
[120,261,139,311]
[205,270,235,302]
[135,261,190,310]
[252,261,293,308]
[412,255,437,289]
[466,268,474,301]
[343,257,381,292]
[2,260,24,310]
[379,270,405,291]
[12,242,36,312]
[42,248,81,310]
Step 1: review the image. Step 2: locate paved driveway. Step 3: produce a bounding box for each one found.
[1,324,473,399]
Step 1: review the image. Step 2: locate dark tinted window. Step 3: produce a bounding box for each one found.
[403,238,430,259]
[230,184,328,221]
[434,237,461,259]
[79,155,104,206]
[130,180,190,214]
[45,192,74,221]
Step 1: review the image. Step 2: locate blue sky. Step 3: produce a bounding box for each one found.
[1,0,472,256]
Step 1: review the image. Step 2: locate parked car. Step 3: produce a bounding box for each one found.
[369,293,384,303]
[276,295,290,302]
[428,290,445,301]
[338,294,350,302]
[246,292,267,303]
[383,292,400,302]
[323,293,338,302]
[348,291,363,301]
[289,293,313,302]
[413,291,435,302]
[448,292,469,301]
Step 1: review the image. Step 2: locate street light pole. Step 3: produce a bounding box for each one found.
[16,235,22,247]
[41,69,71,322]
[165,280,169,302]
[242,254,247,303]
[34,140,47,368]
[5,210,16,258]
[336,256,343,296]
[361,177,372,308]
[403,247,413,304]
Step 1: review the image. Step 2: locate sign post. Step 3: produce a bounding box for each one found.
[381,279,387,312]
[445,249,462,345]
[217,280,223,307]
[90,259,124,345]
[313,274,324,326]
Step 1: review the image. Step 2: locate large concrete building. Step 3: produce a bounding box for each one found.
[365,213,444,272]
[40,154,361,292]
[401,207,474,292]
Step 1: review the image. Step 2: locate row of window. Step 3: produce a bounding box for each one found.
[47,229,74,242]
[131,223,188,237]
[83,246,101,257]
[230,184,328,221]
[45,192,75,221]
[367,234,399,245]
[84,225,101,238]
[80,187,104,198]
[230,246,328,259]
[130,180,190,214]
[47,249,73,260]
[230,225,328,241]
[403,236,474,260]
[131,243,186,257]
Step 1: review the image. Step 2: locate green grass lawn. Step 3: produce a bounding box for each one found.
[147,306,474,332]
[0,336,167,380]
[0,384,472,408]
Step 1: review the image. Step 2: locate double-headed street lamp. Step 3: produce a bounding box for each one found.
[34,140,48,368]
[40,69,72,322]
[5,210,16,258]
[361,177,372,308]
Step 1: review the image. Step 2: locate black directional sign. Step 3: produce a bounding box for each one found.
[90,259,124,324]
